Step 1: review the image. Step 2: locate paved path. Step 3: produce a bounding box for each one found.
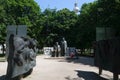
[0,55,116,80]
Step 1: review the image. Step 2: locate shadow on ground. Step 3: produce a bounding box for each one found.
[75,70,108,80]
[59,57,94,66]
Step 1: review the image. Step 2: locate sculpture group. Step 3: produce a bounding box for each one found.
[53,37,67,57]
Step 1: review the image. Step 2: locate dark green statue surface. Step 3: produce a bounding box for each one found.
[60,38,67,56]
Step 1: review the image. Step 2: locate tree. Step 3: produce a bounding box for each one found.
[54,8,78,46]
[0,1,7,54]
[0,0,41,50]
[37,8,78,47]
[97,0,120,35]
[37,8,58,47]
[74,2,98,48]
[75,0,120,49]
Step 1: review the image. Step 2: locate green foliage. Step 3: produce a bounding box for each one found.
[74,2,97,48]
[97,0,120,35]
[0,0,120,49]
[54,8,78,43]
[0,0,41,44]
[37,8,78,48]
[74,0,120,48]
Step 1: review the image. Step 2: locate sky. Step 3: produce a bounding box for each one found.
[35,0,95,12]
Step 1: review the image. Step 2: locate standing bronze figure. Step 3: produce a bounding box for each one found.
[60,38,67,56]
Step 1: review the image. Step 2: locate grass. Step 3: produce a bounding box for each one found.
[0,54,6,62]
[0,57,6,62]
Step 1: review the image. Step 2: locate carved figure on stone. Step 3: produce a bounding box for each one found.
[6,34,37,80]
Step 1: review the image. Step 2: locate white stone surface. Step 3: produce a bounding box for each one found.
[0,55,117,80]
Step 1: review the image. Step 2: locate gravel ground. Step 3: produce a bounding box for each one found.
[0,55,117,80]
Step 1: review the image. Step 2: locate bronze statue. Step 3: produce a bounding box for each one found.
[53,42,61,57]
[60,37,67,56]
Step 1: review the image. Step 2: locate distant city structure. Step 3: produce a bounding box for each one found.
[73,0,79,14]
